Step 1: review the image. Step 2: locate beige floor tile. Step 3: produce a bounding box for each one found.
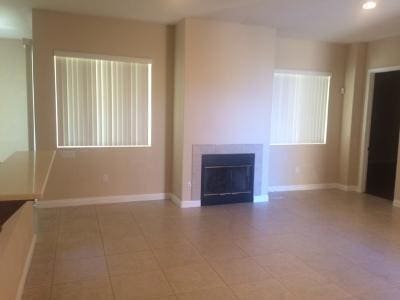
[252,252,324,279]
[22,285,52,300]
[51,278,114,300]
[278,272,353,299]
[355,287,400,300]
[164,262,224,293]
[100,222,143,239]
[106,250,160,276]
[56,230,104,260]
[102,233,150,254]
[231,279,294,300]
[153,244,205,269]
[145,232,191,249]
[25,260,54,288]
[60,206,97,219]
[53,256,108,284]
[31,242,57,264]
[111,271,173,300]
[96,203,132,216]
[211,257,272,285]
[59,218,99,234]
[323,264,394,295]
[176,286,237,300]
[30,192,400,300]
[197,241,247,262]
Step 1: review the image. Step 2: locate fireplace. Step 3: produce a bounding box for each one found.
[201,153,255,206]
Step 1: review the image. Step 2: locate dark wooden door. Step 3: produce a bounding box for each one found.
[366,70,400,200]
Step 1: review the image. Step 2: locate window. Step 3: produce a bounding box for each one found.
[270,71,331,145]
[54,52,151,148]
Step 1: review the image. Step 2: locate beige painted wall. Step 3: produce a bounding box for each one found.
[269,37,347,186]
[172,21,185,199]
[339,43,367,187]
[175,19,276,201]
[365,36,400,201]
[0,38,29,162]
[33,10,174,200]
[367,36,400,70]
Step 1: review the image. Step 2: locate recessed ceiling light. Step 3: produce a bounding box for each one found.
[363,1,377,10]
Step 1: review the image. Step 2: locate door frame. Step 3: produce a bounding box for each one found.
[358,65,400,206]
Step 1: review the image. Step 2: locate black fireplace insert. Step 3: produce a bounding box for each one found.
[201,153,255,206]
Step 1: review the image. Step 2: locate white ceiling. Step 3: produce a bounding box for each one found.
[2,0,400,43]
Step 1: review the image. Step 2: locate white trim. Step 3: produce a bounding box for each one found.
[54,50,152,65]
[16,234,36,300]
[359,65,400,193]
[169,194,201,208]
[35,193,169,208]
[181,200,201,208]
[274,69,332,77]
[254,194,269,202]
[269,183,337,192]
[393,200,400,208]
[333,184,359,192]
[268,183,358,193]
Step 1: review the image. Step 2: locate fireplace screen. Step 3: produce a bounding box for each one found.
[201,154,255,206]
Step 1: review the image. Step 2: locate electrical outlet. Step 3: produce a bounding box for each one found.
[295,166,301,174]
[187,181,192,189]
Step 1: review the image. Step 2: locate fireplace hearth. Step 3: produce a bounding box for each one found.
[201,153,255,206]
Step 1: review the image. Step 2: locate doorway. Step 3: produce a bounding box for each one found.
[365,70,400,200]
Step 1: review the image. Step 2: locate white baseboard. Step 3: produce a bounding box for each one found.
[169,194,201,208]
[254,194,269,202]
[269,183,359,193]
[35,193,169,208]
[268,183,337,192]
[394,200,400,208]
[333,184,359,192]
[16,234,36,300]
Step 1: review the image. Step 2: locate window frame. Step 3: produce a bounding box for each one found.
[270,69,331,146]
[53,50,152,149]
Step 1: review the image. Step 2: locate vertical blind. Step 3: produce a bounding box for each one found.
[54,53,151,147]
[270,72,331,145]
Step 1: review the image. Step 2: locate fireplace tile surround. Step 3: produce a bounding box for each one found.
[192,144,263,202]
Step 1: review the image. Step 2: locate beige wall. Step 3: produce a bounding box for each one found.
[172,21,185,199]
[0,38,29,162]
[174,19,276,201]
[269,37,347,187]
[33,10,174,200]
[367,36,400,70]
[339,43,367,187]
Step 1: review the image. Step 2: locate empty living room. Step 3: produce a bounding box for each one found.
[1,0,400,299]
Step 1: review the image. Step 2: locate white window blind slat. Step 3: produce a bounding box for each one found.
[54,54,151,148]
[270,72,331,145]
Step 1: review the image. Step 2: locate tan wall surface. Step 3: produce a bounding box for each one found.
[177,19,276,200]
[0,38,29,162]
[33,10,174,200]
[367,36,400,70]
[269,37,347,186]
[339,43,367,187]
[172,21,185,199]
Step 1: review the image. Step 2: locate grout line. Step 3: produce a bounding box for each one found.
[49,207,61,297]
[94,204,117,300]
[129,202,178,298]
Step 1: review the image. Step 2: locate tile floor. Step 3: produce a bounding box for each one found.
[23,189,400,299]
